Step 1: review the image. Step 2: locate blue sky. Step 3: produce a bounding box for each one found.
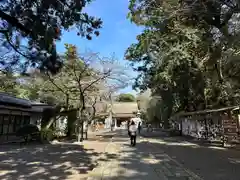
[56,0,142,95]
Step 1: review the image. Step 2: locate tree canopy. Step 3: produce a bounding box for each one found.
[125,0,240,127]
[0,42,131,140]
[116,93,135,102]
[0,0,102,73]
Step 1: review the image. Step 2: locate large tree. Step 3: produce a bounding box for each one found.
[44,44,130,141]
[125,10,206,127]
[0,71,19,95]
[126,0,240,127]
[0,0,102,73]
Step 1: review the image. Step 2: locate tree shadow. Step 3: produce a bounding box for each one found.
[86,129,124,142]
[88,133,200,180]
[141,135,240,180]
[0,141,113,180]
[88,131,240,180]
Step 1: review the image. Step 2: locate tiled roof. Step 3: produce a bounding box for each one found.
[0,93,54,112]
[112,102,138,114]
[113,113,136,118]
[0,92,31,107]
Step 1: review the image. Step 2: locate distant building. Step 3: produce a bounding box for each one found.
[0,93,53,143]
[106,102,139,128]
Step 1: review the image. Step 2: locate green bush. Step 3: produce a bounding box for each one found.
[40,128,55,141]
[16,124,41,142]
[169,129,181,136]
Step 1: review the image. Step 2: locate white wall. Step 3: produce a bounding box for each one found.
[181,119,202,138]
[30,114,42,128]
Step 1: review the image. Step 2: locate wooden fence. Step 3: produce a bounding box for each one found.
[170,106,240,147]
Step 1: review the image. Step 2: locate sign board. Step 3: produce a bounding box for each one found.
[222,113,238,143]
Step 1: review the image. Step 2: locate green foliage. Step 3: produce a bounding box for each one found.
[0,0,102,73]
[125,16,206,125]
[16,124,41,142]
[16,124,40,137]
[117,93,135,102]
[40,128,55,142]
[0,71,19,95]
[126,0,240,128]
[41,108,56,128]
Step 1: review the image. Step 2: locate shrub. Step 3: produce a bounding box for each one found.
[40,128,55,141]
[169,129,181,136]
[16,124,41,142]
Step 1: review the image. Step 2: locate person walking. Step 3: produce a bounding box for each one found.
[129,121,137,146]
[128,120,131,137]
[138,121,142,134]
[130,112,142,135]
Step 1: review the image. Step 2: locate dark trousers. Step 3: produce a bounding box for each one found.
[138,127,141,134]
[130,135,136,146]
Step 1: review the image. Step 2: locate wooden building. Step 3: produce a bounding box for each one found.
[0,93,52,143]
[171,106,240,147]
[111,102,139,127]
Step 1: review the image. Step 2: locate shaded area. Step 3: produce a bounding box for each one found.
[2,129,240,180]
[145,135,240,180]
[88,129,240,180]
[0,140,113,180]
[54,129,116,143]
[88,130,201,180]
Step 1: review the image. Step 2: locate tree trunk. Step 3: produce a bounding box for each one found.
[110,109,113,131]
[66,110,77,137]
[109,94,114,131]
[79,92,85,142]
[41,108,56,130]
[77,125,81,142]
[45,117,56,129]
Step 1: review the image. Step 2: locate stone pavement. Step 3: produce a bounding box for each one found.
[87,130,202,180]
[0,130,115,180]
[87,135,123,180]
[146,136,240,180]
[140,128,169,137]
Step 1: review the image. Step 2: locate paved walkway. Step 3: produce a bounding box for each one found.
[87,130,202,180]
[0,131,115,180]
[146,136,240,180]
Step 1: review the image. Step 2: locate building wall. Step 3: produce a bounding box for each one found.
[0,95,55,143]
[181,119,202,138]
[55,116,67,136]
[116,117,129,127]
[30,113,42,129]
[0,109,32,143]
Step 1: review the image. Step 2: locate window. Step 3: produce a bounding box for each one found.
[15,115,21,125]
[23,116,30,125]
[3,115,10,135]
[3,115,9,125]
[7,116,15,134]
[0,115,3,125]
[13,115,22,132]
[0,115,3,135]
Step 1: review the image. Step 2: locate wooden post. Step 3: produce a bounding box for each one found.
[204,114,208,140]
[6,111,12,141]
[180,117,183,136]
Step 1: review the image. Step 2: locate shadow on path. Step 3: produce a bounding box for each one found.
[145,135,240,180]
[89,131,202,180]
[0,141,113,180]
[88,130,240,180]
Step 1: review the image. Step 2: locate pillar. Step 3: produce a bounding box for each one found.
[114,118,117,128]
